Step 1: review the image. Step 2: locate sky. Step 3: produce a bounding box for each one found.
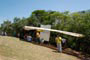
[0,0,90,24]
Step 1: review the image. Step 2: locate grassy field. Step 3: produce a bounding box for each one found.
[0,36,80,60]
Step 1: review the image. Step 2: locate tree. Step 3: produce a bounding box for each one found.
[1,20,12,35]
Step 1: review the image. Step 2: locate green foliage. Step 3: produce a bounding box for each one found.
[1,10,90,54]
[1,20,13,35]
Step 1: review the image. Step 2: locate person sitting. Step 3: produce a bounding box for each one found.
[27,35,32,42]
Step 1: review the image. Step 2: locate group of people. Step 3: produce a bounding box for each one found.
[1,31,7,36]
[0,30,65,53]
[23,30,66,53]
[24,31,41,44]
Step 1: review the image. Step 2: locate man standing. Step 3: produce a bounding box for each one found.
[36,31,40,44]
[55,35,62,52]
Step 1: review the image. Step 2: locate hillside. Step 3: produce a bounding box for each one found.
[0,36,80,60]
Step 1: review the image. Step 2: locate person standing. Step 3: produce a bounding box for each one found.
[24,34,28,40]
[36,31,40,44]
[5,32,7,36]
[55,35,62,52]
[1,31,4,36]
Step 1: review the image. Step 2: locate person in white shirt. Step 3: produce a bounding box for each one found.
[27,35,32,42]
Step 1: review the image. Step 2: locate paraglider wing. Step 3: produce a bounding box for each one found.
[24,26,84,37]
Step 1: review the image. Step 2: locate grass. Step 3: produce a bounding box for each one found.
[0,36,80,60]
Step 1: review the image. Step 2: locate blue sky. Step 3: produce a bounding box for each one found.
[0,0,90,24]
